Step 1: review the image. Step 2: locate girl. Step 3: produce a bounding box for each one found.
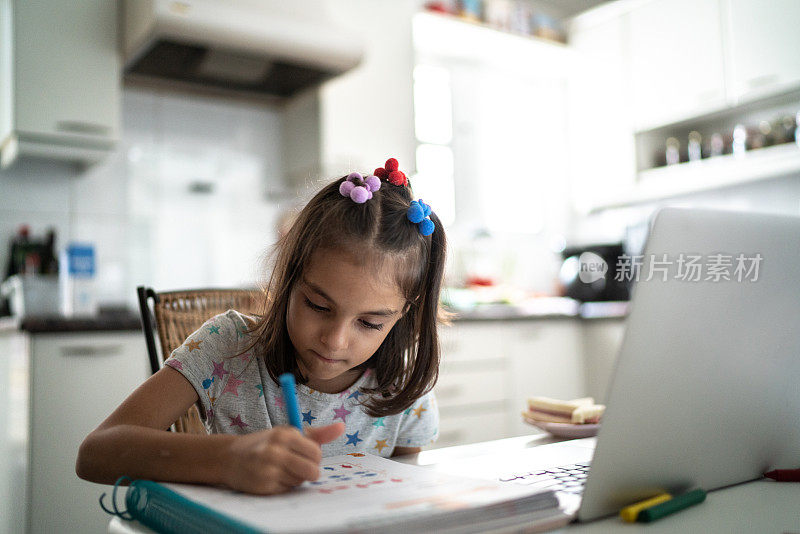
[76,158,447,496]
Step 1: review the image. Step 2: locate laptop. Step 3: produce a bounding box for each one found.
[434,207,800,522]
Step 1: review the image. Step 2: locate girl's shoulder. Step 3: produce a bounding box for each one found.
[205,309,258,337]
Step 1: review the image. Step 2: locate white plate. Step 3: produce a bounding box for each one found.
[523,417,600,439]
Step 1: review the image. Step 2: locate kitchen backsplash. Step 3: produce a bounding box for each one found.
[0,87,287,309]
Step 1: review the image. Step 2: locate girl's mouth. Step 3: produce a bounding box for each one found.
[313,351,341,364]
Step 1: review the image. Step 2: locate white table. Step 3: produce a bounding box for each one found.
[109,434,800,533]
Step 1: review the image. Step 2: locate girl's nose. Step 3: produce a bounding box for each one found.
[320,320,349,352]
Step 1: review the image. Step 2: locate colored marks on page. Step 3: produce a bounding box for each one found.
[310,461,403,493]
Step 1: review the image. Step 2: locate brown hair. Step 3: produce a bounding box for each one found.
[248,175,447,417]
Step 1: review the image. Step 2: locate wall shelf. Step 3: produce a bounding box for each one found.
[590,143,800,212]
[413,11,573,73]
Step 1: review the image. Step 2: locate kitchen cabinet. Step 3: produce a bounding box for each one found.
[26,331,149,534]
[435,321,512,448]
[435,318,588,448]
[506,320,585,437]
[724,0,800,104]
[0,328,28,534]
[0,0,119,168]
[628,0,727,131]
[569,0,800,211]
[282,0,417,190]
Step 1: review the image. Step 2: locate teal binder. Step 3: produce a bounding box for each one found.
[102,478,261,534]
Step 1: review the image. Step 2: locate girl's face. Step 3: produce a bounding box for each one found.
[286,247,407,393]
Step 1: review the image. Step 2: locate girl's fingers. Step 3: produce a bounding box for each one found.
[287,434,323,464]
[306,423,346,445]
[278,470,306,488]
[282,452,322,482]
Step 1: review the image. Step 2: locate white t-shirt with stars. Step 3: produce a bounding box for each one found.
[165,310,439,457]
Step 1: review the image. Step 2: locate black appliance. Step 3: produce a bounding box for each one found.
[559,243,631,302]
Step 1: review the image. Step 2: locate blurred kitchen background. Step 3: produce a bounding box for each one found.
[2,0,800,532]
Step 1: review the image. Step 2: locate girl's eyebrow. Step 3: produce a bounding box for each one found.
[303,279,399,317]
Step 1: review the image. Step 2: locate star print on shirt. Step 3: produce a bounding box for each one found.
[372,417,386,428]
[374,439,389,453]
[348,390,363,400]
[221,376,244,396]
[302,410,316,424]
[273,394,285,409]
[211,361,228,379]
[229,414,248,429]
[255,384,264,397]
[403,407,413,415]
[165,359,183,370]
[333,404,352,423]
[412,404,427,418]
[207,325,220,335]
[345,431,363,446]
[185,339,202,352]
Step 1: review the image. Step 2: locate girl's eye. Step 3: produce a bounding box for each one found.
[304,297,329,312]
[359,319,384,331]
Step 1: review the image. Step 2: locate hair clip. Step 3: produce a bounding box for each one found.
[373,158,408,187]
[407,199,435,236]
[340,172,381,203]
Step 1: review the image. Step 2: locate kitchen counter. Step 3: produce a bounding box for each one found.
[0,311,141,333]
[0,302,627,333]
[451,300,628,322]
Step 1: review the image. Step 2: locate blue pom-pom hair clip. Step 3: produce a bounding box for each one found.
[407,199,435,236]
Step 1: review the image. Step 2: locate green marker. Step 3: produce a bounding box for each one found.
[637,489,707,523]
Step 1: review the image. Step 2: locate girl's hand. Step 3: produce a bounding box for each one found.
[223,423,345,494]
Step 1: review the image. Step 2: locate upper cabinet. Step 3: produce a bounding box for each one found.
[0,0,119,168]
[580,0,800,133]
[569,0,800,211]
[629,0,727,131]
[724,0,800,104]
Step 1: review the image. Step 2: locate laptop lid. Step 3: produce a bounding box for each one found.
[578,207,800,521]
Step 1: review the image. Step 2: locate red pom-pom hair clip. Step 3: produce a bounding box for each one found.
[374,158,407,186]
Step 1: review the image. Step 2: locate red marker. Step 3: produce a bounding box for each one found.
[764,469,800,482]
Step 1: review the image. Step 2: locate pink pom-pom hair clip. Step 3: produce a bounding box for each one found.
[339,172,382,204]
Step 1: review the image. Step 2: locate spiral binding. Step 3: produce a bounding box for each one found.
[99,476,134,521]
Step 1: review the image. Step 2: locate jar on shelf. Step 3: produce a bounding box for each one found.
[687,131,703,162]
[665,137,681,165]
[772,114,797,144]
[732,124,747,156]
[705,132,724,157]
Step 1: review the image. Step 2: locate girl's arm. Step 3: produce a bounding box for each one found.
[76,366,344,494]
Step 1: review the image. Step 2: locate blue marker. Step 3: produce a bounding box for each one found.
[279,373,303,432]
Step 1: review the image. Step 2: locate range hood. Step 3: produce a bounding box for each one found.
[122,0,364,99]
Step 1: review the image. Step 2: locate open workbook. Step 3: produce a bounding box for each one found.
[114,452,567,533]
